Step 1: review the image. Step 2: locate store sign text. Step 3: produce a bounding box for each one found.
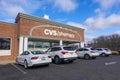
[44,29,75,38]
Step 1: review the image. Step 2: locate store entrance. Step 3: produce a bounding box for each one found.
[28,38,59,51]
[27,38,80,51]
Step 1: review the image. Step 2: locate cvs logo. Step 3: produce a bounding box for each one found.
[44,29,58,36]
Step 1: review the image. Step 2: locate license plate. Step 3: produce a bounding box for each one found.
[41,57,46,60]
[70,52,73,54]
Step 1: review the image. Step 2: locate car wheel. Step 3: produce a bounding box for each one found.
[84,54,90,59]
[78,57,81,59]
[101,53,106,57]
[69,60,74,63]
[54,56,61,64]
[45,64,49,66]
[92,57,96,59]
[24,60,28,69]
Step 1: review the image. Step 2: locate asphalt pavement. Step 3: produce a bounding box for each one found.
[0,55,120,80]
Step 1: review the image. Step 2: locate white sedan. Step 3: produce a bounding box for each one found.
[16,50,52,68]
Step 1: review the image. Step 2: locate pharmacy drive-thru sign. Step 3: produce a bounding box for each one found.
[0,13,84,61]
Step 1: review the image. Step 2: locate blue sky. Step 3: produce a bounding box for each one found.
[0,0,120,42]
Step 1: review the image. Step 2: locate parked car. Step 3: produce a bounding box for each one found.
[76,48,99,59]
[16,50,52,68]
[95,48,111,57]
[46,46,78,64]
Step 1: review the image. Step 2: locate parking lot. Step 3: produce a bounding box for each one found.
[0,55,120,80]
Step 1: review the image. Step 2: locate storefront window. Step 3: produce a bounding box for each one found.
[28,41,34,48]
[35,42,42,48]
[51,42,59,46]
[28,40,51,51]
[43,42,50,48]
[0,38,11,50]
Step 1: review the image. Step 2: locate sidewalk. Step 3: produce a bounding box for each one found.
[0,60,15,65]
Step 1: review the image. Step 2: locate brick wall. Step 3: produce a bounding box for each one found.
[0,22,18,61]
[19,18,84,42]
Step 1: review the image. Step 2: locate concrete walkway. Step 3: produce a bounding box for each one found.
[0,61,15,65]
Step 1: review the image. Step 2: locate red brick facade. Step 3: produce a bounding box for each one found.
[0,13,84,61]
[0,22,18,60]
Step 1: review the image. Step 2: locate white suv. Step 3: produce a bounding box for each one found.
[46,46,78,64]
[76,48,99,59]
[95,48,111,57]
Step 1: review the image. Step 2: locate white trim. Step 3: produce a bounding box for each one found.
[0,38,11,56]
[80,42,84,48]
[0,50,11,56]
[23,37,28,51]
[59,40,63,46]
[19,37,24,54]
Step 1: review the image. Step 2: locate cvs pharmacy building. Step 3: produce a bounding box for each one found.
[0,13,84,61]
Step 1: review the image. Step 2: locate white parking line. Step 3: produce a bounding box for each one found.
[11,63,27,74]
[105,61,117,66]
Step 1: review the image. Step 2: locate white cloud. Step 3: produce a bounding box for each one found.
[94,0,120,17]
[0,0,41,21]
[6,6,25,17]
[94,8,101,14]
[67,22,86,29]
[67,14,120,41]
[0,0,78,22]
[84,14,120,31]
[51,0,78,12]
[114,31,120,35]
[94,0,120,9]
[67,22,95,42]
[94,8,106,17]
[85,35,96,42]
[106,14,120,26]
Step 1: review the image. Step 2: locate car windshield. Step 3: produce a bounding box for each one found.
[104,48,108,50]
[91,48,96,50]
[31,51,45,55]
[63,46,76,51]
[84,48,89,51]
[96,48,102,51]
[104,48,110,51]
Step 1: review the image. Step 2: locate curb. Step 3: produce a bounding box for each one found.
[0,61,15,65]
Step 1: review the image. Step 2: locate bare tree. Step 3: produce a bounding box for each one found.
[87,34,120,51]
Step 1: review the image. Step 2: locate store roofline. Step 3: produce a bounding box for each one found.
[15,13,85,31]
[0,21,17,25]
